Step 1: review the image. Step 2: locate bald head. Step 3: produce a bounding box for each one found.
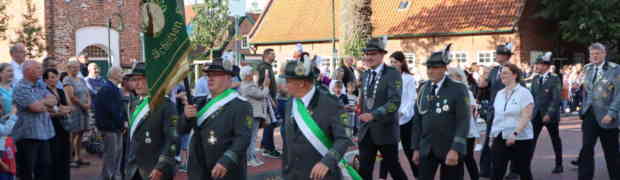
[10,43,26,64]
[22,60,42,82]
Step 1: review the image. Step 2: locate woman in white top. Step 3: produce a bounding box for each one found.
[379,51,419,179]
[447,67,480,180]
[490,64,535,180]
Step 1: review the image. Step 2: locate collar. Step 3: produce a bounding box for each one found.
[595,61,606,70]
[370,64,384,74]
[301,86,317,107]
[10,61,22,67]
[431,75,447,88]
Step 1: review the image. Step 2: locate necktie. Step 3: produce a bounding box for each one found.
[593,67,600,83]
[368,71,377,95]
[538,75,544,85]
[496,66,503,81]
[429,83,438,103]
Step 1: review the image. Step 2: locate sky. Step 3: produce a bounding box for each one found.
[183,0,269,13]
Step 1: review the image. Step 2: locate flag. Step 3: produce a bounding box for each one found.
[142,0,191,107]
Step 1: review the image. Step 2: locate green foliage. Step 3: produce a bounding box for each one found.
[536,0,620,48]
[0,0,9,40]
[13,0,45,59]
[188,0,232,59]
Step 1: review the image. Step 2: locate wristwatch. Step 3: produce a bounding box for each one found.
[512,131,519,136]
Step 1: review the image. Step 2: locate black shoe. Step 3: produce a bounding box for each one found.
[552,166,564,173]
[570,160,579,167]
[262,149,281,158]
[70,161,80,168]
[505,172,519,179]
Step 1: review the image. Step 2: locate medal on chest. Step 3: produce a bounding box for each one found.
[145,131,152,144]
[364,73,382,110]
[208,130,218,145]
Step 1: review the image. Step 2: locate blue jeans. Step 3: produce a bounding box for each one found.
[261,98,288,151]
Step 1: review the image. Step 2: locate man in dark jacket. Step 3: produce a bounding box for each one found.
[529,52,564,174]
[281,57,354,180]
[412,44,470,180]
[125,62,179,180]
[181,59,252,180]
[95,66,126,180]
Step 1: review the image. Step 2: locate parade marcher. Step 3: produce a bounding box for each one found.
[125,62,179,180]
[477,43,515,178]
[280,57,355,180]
[529,52,564,174]
[578,43,620,180]
[490,64,535,180]
[380,51,418,179]
[180,59,252,180]
[411,44,470,180]
[357,38,407,180]
[447,67,480,180]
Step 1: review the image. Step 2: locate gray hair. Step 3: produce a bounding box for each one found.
[446,67,469,88]
[108,66,122,76]
[239,66,255,80]
[589,42,607,52]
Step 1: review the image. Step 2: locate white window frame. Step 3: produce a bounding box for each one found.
[477,51,496,66]
[241,36,249,49]
[397,1,410,11]
[449,51,468,64]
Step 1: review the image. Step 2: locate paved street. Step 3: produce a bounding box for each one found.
[71,116,615,180]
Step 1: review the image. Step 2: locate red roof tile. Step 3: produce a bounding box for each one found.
[250,0,525,44]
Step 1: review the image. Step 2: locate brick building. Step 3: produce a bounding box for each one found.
[45,0,142,69]
[249,0,584,78]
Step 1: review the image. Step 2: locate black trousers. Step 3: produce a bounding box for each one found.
[532,114,563,166]
[50,117,71,180]
[464,138,480,180]
[16,139,52,180]
[480,114,517,177]
[491,137,534,180]
[578,110,619,180]
[419,151,465,180]
[379,120,419,179]
[359,132,407,180]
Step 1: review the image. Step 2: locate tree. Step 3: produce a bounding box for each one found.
[537,0,620,52]
[0,0,9,40]
[188,0,232,59]
[13,0,45,59]
[339,0,372,58]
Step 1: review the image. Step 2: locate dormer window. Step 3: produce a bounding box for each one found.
[398,1,410,11]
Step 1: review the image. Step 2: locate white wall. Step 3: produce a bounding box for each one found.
[75,26,120,66]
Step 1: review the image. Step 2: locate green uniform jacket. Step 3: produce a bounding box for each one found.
[178,96,253,180]
[125,97,179,180]
[283,87,353,180]
[412,77,470,159]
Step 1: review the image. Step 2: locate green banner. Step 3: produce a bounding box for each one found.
[142,0,191,106]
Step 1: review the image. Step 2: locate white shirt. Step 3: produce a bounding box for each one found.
[399,73,417,125]
[370,64,384,75]
[10,61,23,87]
[430,75,446,95]
[491,84,534,140]
[467,90,480,138]
[193,76,210,97]
[301,86,317,107]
